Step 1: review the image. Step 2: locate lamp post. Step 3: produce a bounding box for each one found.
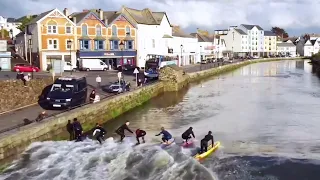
[28,34,33,78]
[180,44,183,66]
[119,41,125,89]
[67,40,73,75]
[200,45,202,71]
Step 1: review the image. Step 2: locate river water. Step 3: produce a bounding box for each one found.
[2,60,320,180]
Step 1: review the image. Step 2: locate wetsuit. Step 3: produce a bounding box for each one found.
[156,130,172,142]
[136,129,146,144]
[73,121,83,142]
[200,134,214,153]
[66,122,74,140]
[116,123,133,142]
[93,126,106,144]
[181,128,195,143]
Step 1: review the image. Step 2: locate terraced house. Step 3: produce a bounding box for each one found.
[263,31,277,56]
[68,9,137,69]
[26,8,77,72]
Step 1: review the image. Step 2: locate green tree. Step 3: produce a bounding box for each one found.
[17,16,34,31]
[0,29,10,38]
[271,27,289,38]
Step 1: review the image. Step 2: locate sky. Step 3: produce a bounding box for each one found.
[1,0,319,36]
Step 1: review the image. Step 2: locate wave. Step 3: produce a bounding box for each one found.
[0,138,217,180]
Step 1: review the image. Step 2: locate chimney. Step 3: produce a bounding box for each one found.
[63,8,69,16]
[83,9,89,12]
[104,17,108,25]
[99,9,103,20]
[73,17,76,24]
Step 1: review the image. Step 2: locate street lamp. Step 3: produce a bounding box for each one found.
[180,44,183,66]
[119,41,125,88]
[28,34,33,78]
[67,40,73,75]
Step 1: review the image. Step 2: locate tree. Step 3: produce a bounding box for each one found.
[271,27,289,38]
[303,34,310,41]
[0,29,10,38]
[17,16,34,31]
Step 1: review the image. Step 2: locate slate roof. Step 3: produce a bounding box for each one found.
[190,33,213,42]
[69,11,90,24]
[234,29,247,35]
[27,9,54,25]
[6,18,20,23]
[264,31,276,36]
[311,39,317,45]
[172,26,193,38]
[240,24,263,30]
[277,42,295,47]
[102,11,119,25]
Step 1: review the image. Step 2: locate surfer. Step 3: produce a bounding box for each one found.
[73,118,83,142]
[200,131,214,153]
[115,121,133,142]
[155,127,172,144]
[92,123,107,144]
[181,127,195,144]
[135,128,146,145]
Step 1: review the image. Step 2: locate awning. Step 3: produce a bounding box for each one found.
[124,36,134,41]
[94,36,106,40]
[79,36,91,40]
[109,36,120,41]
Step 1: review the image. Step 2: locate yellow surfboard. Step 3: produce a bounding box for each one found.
[194,141,221,161]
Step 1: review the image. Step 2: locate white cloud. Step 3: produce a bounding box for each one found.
[0,0,319,34]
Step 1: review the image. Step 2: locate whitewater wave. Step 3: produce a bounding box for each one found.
[0,138,217,180]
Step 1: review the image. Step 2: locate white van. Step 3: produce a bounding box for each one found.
[64,62,77,71]
[80,59,108,71]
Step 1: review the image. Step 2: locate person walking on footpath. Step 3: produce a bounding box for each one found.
[66,120,74,140]
[73,118,83,142]
[96,75,102,88]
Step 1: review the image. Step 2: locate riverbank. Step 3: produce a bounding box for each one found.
[0,57,303,166]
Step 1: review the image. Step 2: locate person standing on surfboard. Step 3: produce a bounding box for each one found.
[115,121,133,142]
[135,129,146,145]
[181,127,195,144]
[92,123,107,144]
[155,127,172,144]
[200,131,214,153]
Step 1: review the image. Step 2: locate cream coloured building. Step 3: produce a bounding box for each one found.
[263,31,277,56]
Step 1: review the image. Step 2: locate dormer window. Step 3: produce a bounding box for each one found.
[47,20,57,34]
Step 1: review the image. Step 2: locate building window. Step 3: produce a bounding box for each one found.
[47,25,57,34]
[82,25,88,36]
[66,40,72,49]
[112,25,117,36]
[80,40,90,50]
[110,40,119,50]
[94,40,104,50]
[125,41,133,49]
[96,25,102,36]
[152,39,155,48]
[65,23,72,34]
[48,39,58,49]
[125,26,130,36]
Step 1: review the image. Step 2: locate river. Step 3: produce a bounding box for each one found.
[2,59,320,180]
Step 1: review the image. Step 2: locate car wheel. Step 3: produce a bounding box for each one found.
[72,68,77,72]
[103,68,107,71]
[86,68,90,71]
[32,69,36,72]
[15,69,20,72]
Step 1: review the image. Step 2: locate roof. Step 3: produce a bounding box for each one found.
[264,31,276,36]
[277,42,295,47]
[27,9,54,25]
[172,26,193,38]
[234,29,247,35]
[240,24,263,30]
[69,11,90,24]
[311,39,317,46]
[6,18,20,23]
[102,11,119,24]
[190,32,213,42]
[121,6,164,25]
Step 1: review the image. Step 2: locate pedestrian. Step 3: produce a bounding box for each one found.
[35,111,47,122]
[89,89,96,103]
[96,75,101,88]
[73,118,83,142]
[66,120,74,140]
[23,73,31,87]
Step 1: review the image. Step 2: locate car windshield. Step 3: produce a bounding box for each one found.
[110,85,120,89]
[49,84,74,97]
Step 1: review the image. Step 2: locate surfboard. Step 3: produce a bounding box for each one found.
[160,138,175,148]
[182,140,194,148]
[194,141,221,161]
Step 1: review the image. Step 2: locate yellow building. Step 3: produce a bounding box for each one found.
[26,8,77,72]
[264,31,277,56]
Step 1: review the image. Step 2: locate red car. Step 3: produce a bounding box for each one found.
[13,64,40,72]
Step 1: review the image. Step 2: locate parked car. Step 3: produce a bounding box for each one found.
[118,64,139,72]
[104,80,131,93]
[13,64,40,72]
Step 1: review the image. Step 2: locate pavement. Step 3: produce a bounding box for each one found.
[0,61,241,134]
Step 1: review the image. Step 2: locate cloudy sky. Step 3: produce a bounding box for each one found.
[1,0,319,36]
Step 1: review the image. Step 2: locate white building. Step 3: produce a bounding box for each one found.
[304,39,320,57]
[171,26,199,66]
[0,16,21,38]
[237,24,264,56]
[121,7,174,68]
[190,30,215,61]
[277,40,297,56]
[220,26,249,57]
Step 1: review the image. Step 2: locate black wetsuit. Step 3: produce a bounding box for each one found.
[200,134,214,153]
[66,122,74,140]
[116,124,133,141]
[136,129,146,144]
[73,121,83,142]
[181,128,195,143]
[93,126,106,144]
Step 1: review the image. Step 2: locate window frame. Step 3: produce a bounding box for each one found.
[112,25,117,36]
[47,25,57,34]
[110,40,119,50]
[80,40,90,50]
[65,26,72,34]
[82,25,88,36]
[94,40,104,50]
[96,25,102,36]
[66,39,73,50]
[48,39,59,50]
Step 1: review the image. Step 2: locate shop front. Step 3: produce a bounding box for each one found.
[0,51,11,71]
[79,50,137,70]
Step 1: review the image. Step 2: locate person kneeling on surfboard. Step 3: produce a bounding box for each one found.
[181,127,195,144]
[200,131,214,153]
[92,123,107,144]
[155,127,172,144]
[135,129,146,145]
[116,121,133,142]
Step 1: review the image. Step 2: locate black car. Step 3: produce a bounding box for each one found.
[118,64,139,72]
[104,80,130,93]
[46,76,87,108]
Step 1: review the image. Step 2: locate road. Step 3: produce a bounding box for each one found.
[0,61,240,133]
